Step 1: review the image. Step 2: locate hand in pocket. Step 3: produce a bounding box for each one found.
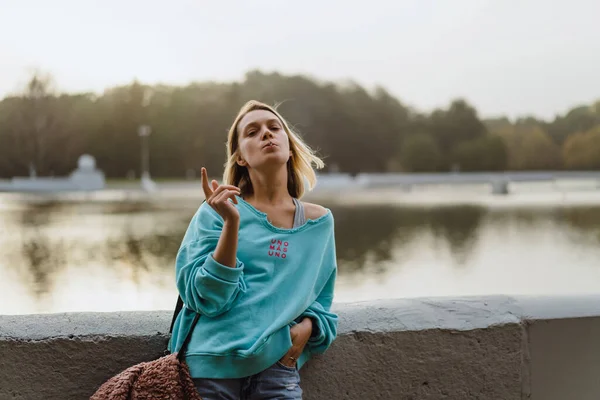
[279,318,313,367]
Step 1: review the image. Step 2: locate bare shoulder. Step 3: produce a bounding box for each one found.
[302,202,329,220]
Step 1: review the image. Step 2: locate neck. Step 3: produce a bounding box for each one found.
[246,165,291,205]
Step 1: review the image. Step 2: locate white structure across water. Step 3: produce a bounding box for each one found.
[0,155,105,193]
[316,171,600,194]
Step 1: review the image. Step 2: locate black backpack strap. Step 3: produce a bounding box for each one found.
[169,295,184,334]
[168,295,201,362]
[177,312,201,362]
[171,199,208,359]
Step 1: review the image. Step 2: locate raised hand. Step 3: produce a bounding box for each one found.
[201,167,240,223]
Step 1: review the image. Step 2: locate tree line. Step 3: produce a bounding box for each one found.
[1,70,599,179]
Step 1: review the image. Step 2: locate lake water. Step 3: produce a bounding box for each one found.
[1,182,600,315]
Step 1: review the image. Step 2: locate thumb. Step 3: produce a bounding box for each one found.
[211,180,219,191]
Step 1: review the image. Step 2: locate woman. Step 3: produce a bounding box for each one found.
[169,100,338,399]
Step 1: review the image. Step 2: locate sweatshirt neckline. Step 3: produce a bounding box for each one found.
[237,196,331,234]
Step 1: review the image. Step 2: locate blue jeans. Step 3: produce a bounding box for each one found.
[193,361,302,400]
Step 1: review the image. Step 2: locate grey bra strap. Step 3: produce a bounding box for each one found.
[292,198,306,228]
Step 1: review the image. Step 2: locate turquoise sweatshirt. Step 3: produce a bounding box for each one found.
[168,197,338,379]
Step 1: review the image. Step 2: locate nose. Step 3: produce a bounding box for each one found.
[261,126,274,140]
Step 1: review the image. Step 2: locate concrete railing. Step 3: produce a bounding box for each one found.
[1,295,600,400]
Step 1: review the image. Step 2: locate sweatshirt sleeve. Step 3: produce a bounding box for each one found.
[297,221,339,354]
[300,268,338,354]
[175,202,247,317]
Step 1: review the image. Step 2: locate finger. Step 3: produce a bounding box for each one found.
[212,189,236,207]
[279,350,295,365]
[211,180,219,191]
[219,188,239,204]
[281,349,301,366]
[220,190,240,206]
[212,184,241,193]
[211,184,241,198]
[201,168,212,199]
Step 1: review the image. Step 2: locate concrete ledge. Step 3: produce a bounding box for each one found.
[1,295,599,400]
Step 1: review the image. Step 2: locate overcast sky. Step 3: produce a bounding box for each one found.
[1,0,599,119]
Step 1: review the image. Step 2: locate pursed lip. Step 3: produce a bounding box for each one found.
[262,141,278,149]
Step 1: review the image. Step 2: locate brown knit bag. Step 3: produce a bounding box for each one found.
[91,298,202,400]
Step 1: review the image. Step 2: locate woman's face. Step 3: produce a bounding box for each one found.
[236,109,291,170]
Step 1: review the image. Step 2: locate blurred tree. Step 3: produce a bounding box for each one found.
[0,72,82,177]
[495,124,561,170]
[563,126,600,170]
[0,70,599,178]
[451,135,508,171]
[400,133,441,172]
[483,117,511,133]
[546,105,600,145]
[427,99,487,170]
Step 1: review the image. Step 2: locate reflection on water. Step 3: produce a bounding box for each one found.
[332,205,485,273]
[1,192,600,314]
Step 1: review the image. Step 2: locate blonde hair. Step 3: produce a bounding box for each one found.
[223,100,324,199]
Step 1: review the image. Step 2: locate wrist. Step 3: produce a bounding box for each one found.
[300,317,313,328]
[303,317,320,338]
[223,216,240,227]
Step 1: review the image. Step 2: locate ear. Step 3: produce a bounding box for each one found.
[237,157,247,167]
